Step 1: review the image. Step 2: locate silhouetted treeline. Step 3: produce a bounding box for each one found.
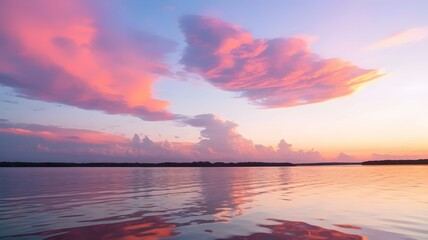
[0,161,294,167]
[2,160,427,167]
[362,159,428,165]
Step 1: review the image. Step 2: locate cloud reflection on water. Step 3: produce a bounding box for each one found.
[16,216,366,240]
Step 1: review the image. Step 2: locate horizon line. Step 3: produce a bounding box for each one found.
[1,159,428,167]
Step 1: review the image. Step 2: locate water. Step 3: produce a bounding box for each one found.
[0,166,427,240]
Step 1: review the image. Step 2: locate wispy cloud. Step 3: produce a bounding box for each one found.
[365,27,428,51]
[0,121,127,144]
[0,0,176,121]
[180,15,382,108]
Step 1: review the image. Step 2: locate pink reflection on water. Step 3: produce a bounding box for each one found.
[2,166,426,239]
[218,219,366,240]
[19,216,176,240]
[17,216,367,240]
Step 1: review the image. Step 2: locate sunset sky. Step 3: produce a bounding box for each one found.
[1,0,427,162]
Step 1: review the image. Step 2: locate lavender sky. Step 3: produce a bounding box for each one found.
[1,0,427,162]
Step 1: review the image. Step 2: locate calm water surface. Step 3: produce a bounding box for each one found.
[0,166,427,239]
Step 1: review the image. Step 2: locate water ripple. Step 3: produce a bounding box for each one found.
[1,166,427,239]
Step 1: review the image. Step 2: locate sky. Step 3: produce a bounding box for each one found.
[0,0,427,163]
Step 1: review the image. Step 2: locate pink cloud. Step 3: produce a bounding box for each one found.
[6,120,426,162]
[0,117,324,163]
[0,0,175,120]
[0,126,127,144]
[365,27,428,51]
[182,114,323,162]
[335,152,356,162]
[0,123,127,144]
[180,15,383,108]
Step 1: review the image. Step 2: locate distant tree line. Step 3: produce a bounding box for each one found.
[0,161,295,167]
[361,159,428,165]
[1,159,427,167]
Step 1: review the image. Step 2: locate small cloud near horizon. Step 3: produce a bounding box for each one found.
[371,153,427,160]
[335,152,356,162]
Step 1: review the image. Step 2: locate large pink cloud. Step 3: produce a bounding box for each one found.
[0,0,175,120]
[180,15,383,108]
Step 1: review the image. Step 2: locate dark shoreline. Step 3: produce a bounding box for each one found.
[0,161,294,168]
[361,159,428,165]
[0,159,427,167]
